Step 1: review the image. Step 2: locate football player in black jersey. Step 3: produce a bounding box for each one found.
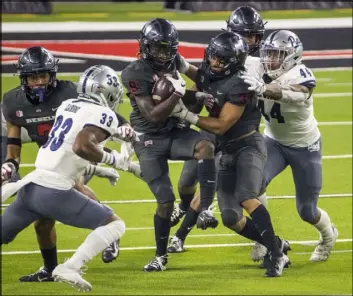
[121,18,218,272]
[1,47,126,282]
[170,31,290,277]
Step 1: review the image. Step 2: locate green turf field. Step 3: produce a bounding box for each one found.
[1,69,352,295]
[2,2,352,22]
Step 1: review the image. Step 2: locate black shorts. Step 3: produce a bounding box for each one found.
[133,128,207,203]
[217,132,267,212]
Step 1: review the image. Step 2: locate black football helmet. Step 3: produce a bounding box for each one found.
[203,31,248,80]
[139,18,179,72]
[15,46,58,104]
[226,6,266,55]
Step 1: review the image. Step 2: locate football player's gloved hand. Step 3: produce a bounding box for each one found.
[94,166,120,186]
[176,54,190,74]
[115,125,137,143]
[127,162,143,180]
[240,74,266,95]
[110,149,130,171]
[165,71,186,97]
[171,99,199,125]
[195,92,215,109]
[1,161,16,184]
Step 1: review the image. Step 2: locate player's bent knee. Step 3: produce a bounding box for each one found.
[221,208,241,228]
[148,174,175,204]
[194,140,215,159]
[156,202,174,219]
[297,203,318,224]
[34,218,56,235]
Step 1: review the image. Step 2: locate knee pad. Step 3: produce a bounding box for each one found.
[297,202,317,224]
[156,202,174,219]
[221,208,242,228]
[196,140,215,158]
[148,174,175,204]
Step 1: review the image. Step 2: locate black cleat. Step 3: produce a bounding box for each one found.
[102,240,120,263]
[196,210,218,230]
[170,204,186,227]
[260,237,291,269]
[143,255,168,272]
[19,267,54,282]
[264,254,290,277]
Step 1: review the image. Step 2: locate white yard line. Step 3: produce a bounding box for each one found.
[1,239,352,255]
[1,193,352,208]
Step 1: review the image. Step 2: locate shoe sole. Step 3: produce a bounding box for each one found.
[167,248,185,253]
[53,275,92,292]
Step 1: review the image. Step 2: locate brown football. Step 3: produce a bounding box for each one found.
[152,75,175,105]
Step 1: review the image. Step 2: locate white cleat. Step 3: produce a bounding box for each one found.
[52,264,92,292]
[310,224,339,262]
[251,242,267,262]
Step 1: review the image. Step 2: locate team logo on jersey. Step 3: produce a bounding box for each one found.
[16,110,23,117]
[308,140,320,152]
[144,140,153,147]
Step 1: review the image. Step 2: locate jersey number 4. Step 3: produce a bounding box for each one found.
[42,115,73,151]
[257,100,285,123]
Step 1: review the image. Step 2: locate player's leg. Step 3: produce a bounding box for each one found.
[171,159,198,227]
[134,134,173,271]
[170,129,217,230]
[21,183,125,291]
[288,138,338,261]
[251,136,289,262]
[233,133,289,276]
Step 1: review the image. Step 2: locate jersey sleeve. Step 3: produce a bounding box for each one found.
[84,107,119,137]
[227,79,254,106]
[287,64,316,89]
[121,63,152,97]
[2,94,17,125]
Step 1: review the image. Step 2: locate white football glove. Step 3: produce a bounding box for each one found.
[94,166,120,186]
[110,149,130,171]
[171,99,199,125]
[165,71,186,97]
[1,162,16,184]
[240,74,266,95]
[120,141,135,160]
[195,92,215,109]
[114,125,137,142]
[127,162,143,180]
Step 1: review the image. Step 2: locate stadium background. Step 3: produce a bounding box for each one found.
[1,1,352,295]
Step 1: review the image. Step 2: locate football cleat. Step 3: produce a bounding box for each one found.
[264,253,290,277]
[19,266,54,282]
[196,209,218,230]
[260,237,291,269]
[251,242,267,262]
[143,255,168,272]
[167,236,185,253]
[53,264,92,292]
[310,224,338,262]
[170,204,186,227]
[102,240,120,263]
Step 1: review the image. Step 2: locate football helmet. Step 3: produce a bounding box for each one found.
[15,46,58,104]
[260,30,303,79]
[77,65,123,111]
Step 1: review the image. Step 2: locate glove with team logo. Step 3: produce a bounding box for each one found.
[240,74,266,95]
[195,92,215,109]
[165,71,186,97]
[170,99,199,125]
[1,160,17,185]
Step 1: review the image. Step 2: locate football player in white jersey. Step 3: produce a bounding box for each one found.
[241,30,338,263]
[1,65,140,291]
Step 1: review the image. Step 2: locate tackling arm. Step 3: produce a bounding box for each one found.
[263,84,313,103]
[5,121,22,164]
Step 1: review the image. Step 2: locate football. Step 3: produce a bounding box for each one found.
[152,75,175,105]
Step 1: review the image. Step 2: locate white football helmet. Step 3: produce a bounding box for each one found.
[77,65,123,111]
[260,30,303,79]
